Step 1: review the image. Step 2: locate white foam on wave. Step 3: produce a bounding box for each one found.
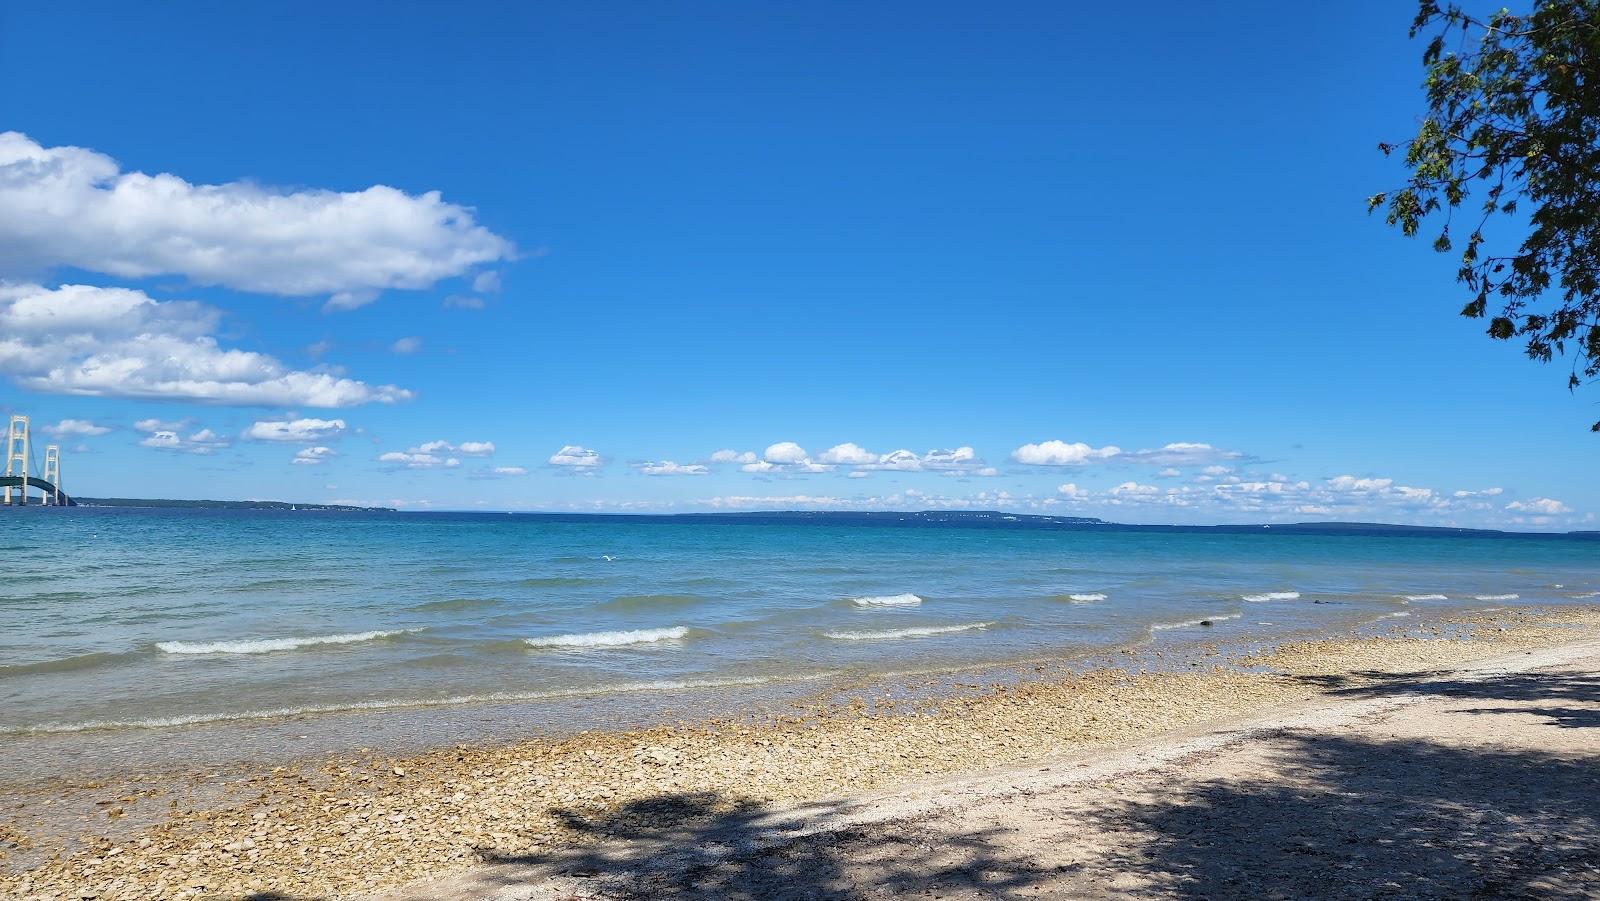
[1401,594,1448,602]
[156,629,418,655]
[1151,613,1241,631]
[1241,591,1299,602]
[824,622,993,641]
[1067,593,1107,602]
[1379,611,1412,619]
[1474,593,1519,601]
[1573,591,1600,599]
[524,626,689,648]
[850,593,923,608]
[12,673,830,735]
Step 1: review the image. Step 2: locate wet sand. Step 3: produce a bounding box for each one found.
[4,606,1599,900]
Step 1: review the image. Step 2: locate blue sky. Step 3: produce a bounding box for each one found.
[0,1,1593,528]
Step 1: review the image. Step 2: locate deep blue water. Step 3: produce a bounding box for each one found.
[1,507,1595,738]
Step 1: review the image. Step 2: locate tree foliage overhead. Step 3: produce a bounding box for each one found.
[1372,1,1600,429]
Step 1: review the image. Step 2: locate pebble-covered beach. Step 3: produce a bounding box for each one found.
[4,605,1598,900]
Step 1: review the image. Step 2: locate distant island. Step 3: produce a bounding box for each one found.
[622,510,1590,537]
[72,497,396,513]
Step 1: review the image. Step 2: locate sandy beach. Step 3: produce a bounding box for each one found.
[5,605,1599,900]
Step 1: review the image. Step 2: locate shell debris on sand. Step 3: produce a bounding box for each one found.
[2,606,1598,900]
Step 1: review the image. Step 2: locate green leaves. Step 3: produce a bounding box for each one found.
[1376,0,1600,428]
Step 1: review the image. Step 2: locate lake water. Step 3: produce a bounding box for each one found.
[2,508,1595,773]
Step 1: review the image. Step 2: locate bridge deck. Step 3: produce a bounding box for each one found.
[0,475,73,506]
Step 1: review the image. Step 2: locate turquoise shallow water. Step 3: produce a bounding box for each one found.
[2,508,1596,741]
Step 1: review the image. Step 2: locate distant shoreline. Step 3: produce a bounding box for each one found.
[38,503,1600,538]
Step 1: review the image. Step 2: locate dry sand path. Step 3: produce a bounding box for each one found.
[381,639,1600,900]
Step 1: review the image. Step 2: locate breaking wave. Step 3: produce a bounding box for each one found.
[1241,591,1300,602]
[1151,613,1241,631]
[524,626,690,648]
[850,593,923,608]
[1401,594,1448,602]
[156,629,419,655]
[824,622,993,641]
[1063,593,1107,602]
[1474,593,1519,601]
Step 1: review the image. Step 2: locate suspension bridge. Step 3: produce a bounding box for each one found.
[2,415,74,506]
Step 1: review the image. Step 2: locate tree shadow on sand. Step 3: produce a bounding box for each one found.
[1076,733,1600,898]
[280,666,1600,900]
[1068,662,1600,899]
[1288,667,1600,728]
[471,666,1600,899]
[464,791,1054,900]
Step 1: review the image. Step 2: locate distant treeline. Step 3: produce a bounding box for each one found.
[39,505,1600,537]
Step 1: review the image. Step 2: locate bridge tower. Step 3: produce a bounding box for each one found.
[3,415,27,506]
[43,444,61,506]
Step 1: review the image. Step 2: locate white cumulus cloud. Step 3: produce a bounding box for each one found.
[635,461,711,476]
[0,132,513,304]
[1121,442,1245,466]
[1011,440,1122,466]
[378,451,459,469]
[139,427,229,455]
[820,443,994,477]
[292,446,337,465]
[243,418,346,443]
[817,442,878,465]
[0,283,411,406]
[1327,475,1394,492]
[763,442,811,464]
[41,418,110,437]
[549,445,603,468]
[408,439,495,457]
[724,441,832,475]
[1506,497,1571,515]
[1011,440,1243,467]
